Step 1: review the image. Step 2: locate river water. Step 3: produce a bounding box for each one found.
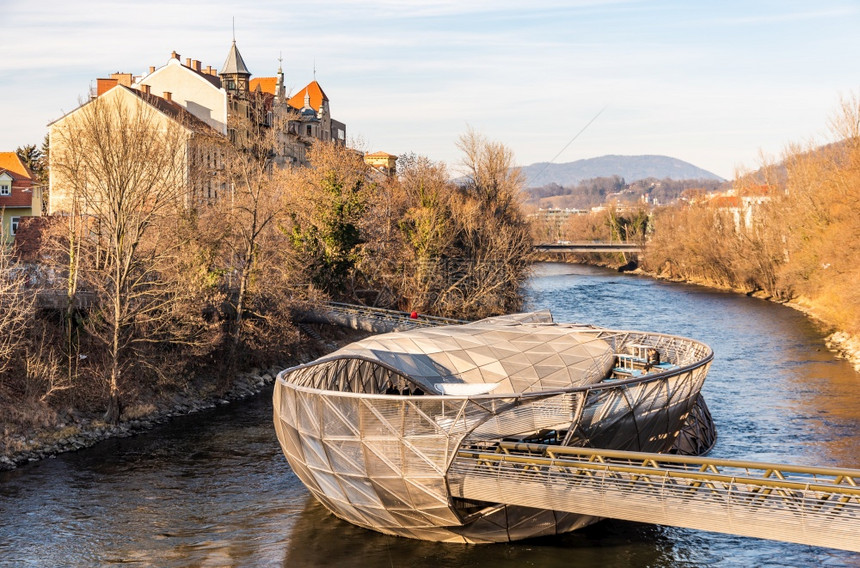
[1,262,858,567]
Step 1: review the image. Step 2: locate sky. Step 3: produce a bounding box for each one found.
[2,0,859,180]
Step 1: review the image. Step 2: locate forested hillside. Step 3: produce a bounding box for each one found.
[521,154,724,188]
[525,176,726,210]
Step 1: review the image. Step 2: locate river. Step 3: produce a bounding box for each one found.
[1,262,858,567]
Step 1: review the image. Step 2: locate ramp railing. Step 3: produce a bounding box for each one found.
[449,441,860,552]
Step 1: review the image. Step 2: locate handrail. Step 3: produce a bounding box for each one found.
[450,441,860,552]
[325,301,467,326]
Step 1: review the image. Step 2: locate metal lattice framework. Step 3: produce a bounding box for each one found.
[449,442,860,552]
[273,313,714,542]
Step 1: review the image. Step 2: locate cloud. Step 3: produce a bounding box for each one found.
[2,0,859,179]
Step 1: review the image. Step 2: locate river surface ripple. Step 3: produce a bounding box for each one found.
[1,262,858,567]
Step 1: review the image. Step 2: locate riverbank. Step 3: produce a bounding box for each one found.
[534,256,860,371]
[0,324,370,471]
[624,264,860,372]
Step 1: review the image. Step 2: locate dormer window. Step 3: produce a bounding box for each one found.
[0,181,10,196]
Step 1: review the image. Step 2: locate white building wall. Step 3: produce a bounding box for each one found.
[136,59,228,135]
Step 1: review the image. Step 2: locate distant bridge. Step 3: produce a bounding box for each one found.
[534,241,644,254]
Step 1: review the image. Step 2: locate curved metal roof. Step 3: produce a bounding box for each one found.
[311,314,616,395]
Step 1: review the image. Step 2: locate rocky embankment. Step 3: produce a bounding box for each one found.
[1,324,369,472]
[0,367,282,471]
[825,331,860,373]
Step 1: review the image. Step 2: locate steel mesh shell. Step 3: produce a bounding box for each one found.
[273,314,713,542]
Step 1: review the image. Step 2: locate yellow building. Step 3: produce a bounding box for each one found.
[0,152,40,242]
[363,151,398,176]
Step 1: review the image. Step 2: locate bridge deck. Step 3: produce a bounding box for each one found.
[534,242,643,253]
[449,442,860,552]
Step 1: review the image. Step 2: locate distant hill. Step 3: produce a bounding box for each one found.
[520,155,724,188]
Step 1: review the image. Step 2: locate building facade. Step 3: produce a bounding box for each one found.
[48,85,220,215]
[49,40,350,214]
[0,152,40,242]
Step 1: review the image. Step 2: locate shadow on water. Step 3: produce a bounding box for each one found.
[280,498,855,568]
[282,497,684,568]
[1,262,859,567]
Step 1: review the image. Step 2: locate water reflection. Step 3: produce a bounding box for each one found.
[282,497,682,568]
[1,262,859,567]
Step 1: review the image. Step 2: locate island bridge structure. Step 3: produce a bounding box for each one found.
[274,305,860,551]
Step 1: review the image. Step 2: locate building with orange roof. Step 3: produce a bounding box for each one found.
[250,59,347,156]
[164,40,347,167]
[364,151,398,175]
[0,152,40,242]
[703,184,773,232]
[250,77,279,97]
[49,39,350,214]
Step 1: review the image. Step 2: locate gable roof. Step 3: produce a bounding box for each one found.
[250,77,277,95]
[0,153,33,181]
[49,85,219,137]
[221,41,250,76]
[184,62,222,88]
[122,86,218,135]
[288,81,328,112]
[138,57,223,93]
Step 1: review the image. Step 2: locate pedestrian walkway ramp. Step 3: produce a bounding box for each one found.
[448,442,860,552]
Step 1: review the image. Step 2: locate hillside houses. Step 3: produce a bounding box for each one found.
[0,152,40,242]
[48,40,349,215]
[697,184,772,232]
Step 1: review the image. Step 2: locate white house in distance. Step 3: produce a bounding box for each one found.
[133,52,228,136]
[96,54,228,137]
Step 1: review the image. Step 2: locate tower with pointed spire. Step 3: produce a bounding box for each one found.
[220,40,251,96]
[275,54,286,102]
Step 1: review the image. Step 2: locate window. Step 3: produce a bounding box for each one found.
[306,125,312,136]
[0,182,10,196]
[10,217,20,236]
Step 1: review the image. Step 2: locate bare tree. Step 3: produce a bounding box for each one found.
[456,128,526,224]
[392,134,532,319]
[0,246,33,374]
[50,90,205,422]
[206,97,297,370]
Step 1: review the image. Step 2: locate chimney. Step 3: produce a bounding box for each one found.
[192,59,201,72]
[149,66,155,74]
[163,91,172,102]
[140,84,151,95]
[171,50,180,60]
[185,57,191,67]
